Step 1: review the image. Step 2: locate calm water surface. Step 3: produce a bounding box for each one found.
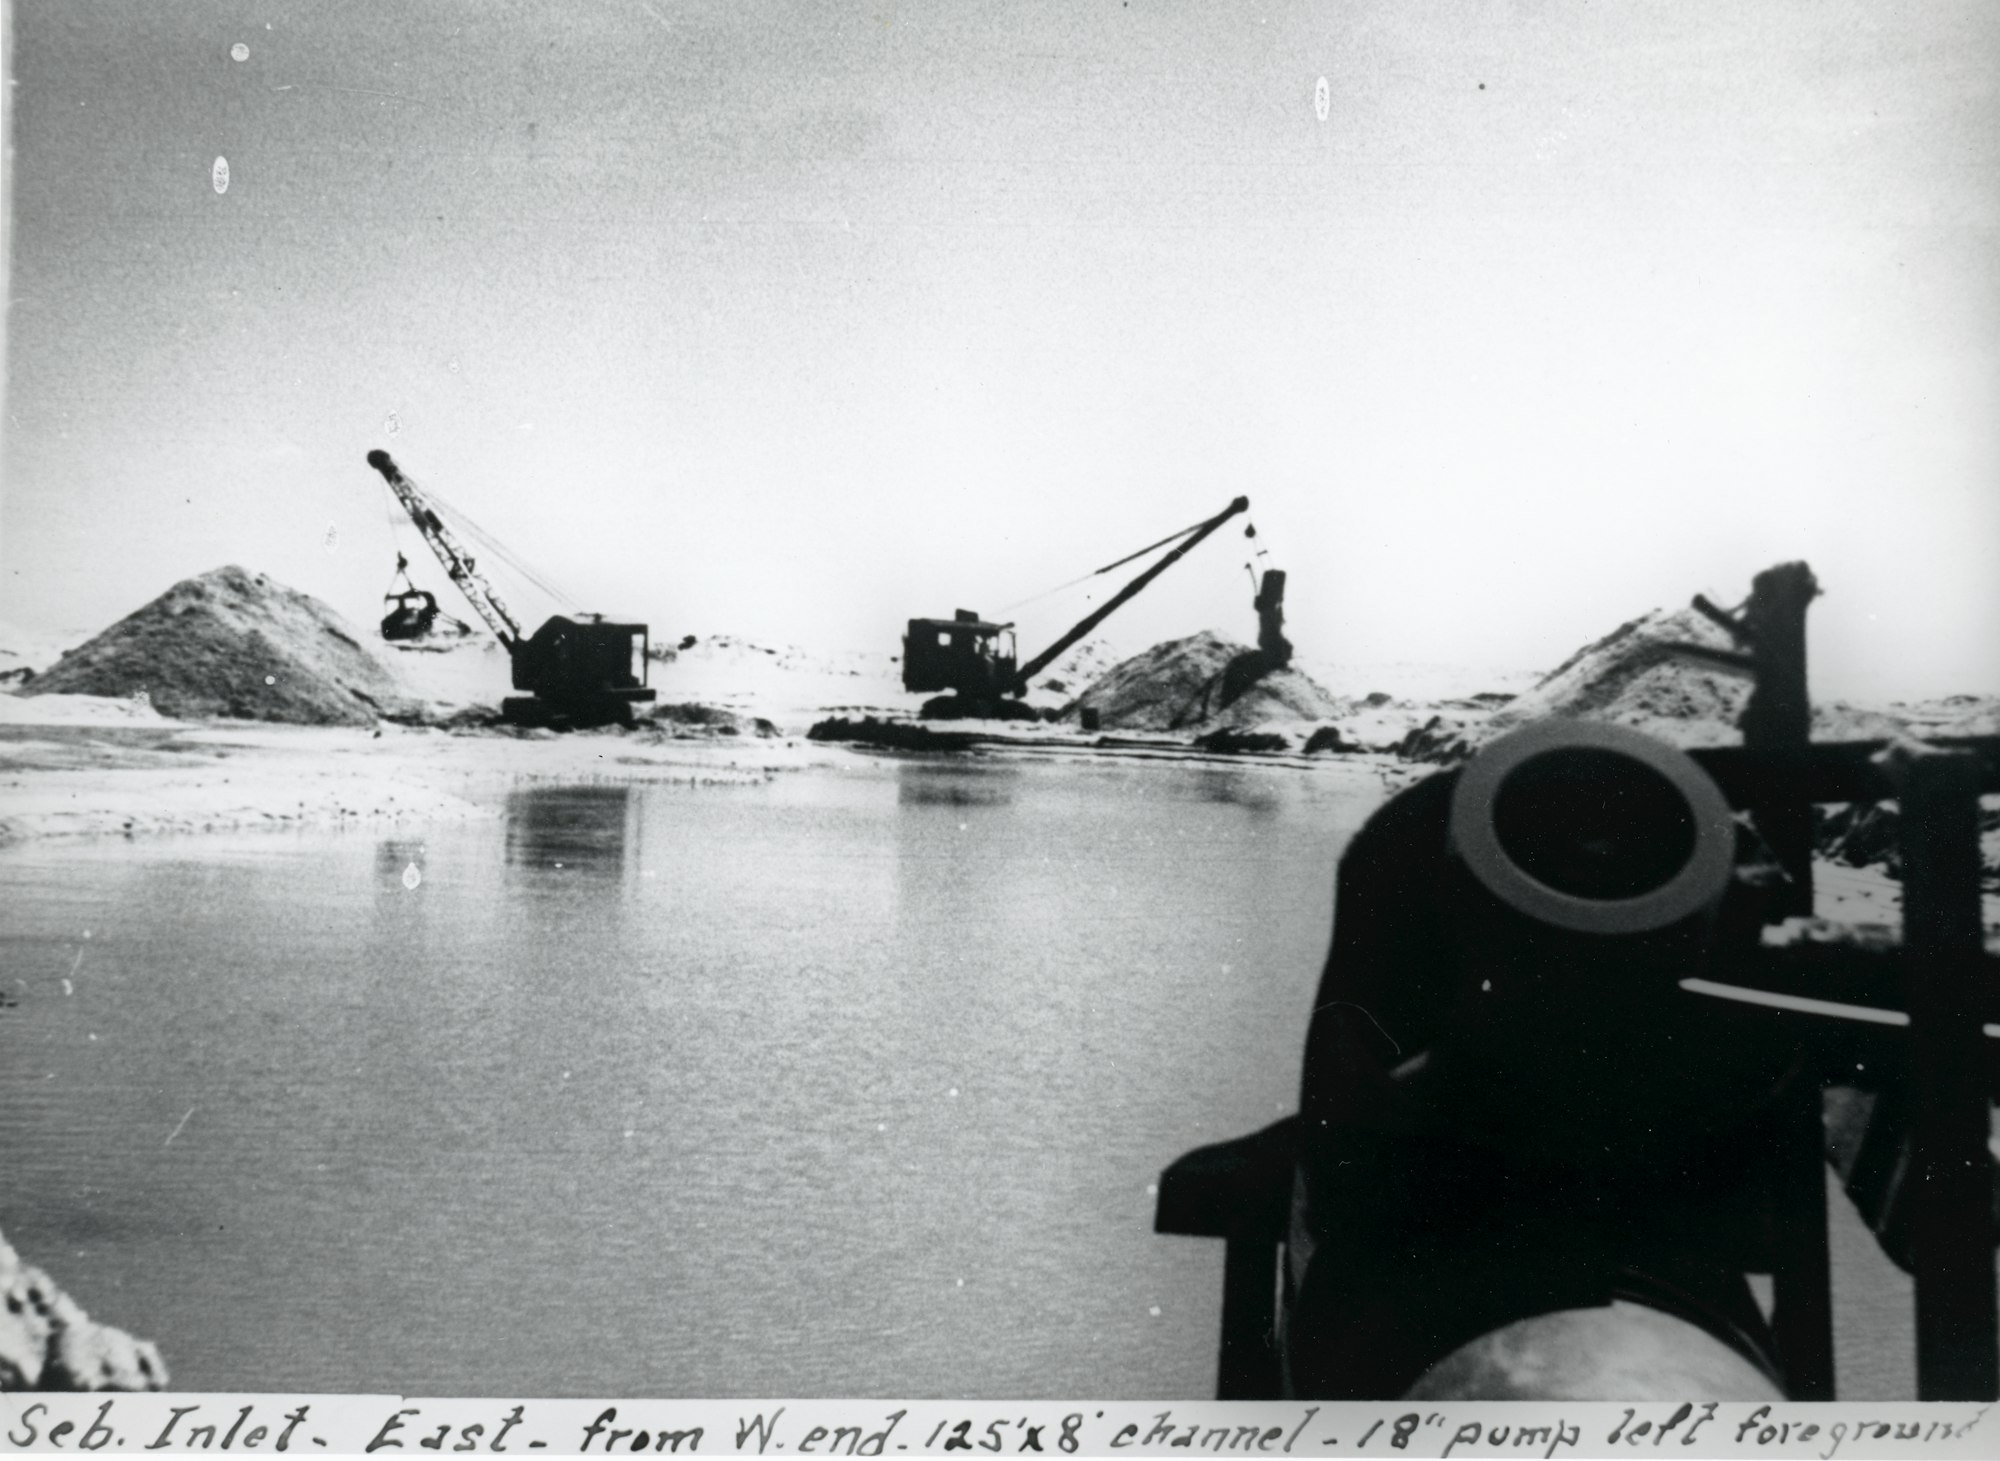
[1,757,1371,1396]
[0,755,1920,1397]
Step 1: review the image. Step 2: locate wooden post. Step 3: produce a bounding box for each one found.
[1769,1090,1836,1399]
[1737,562,1834,1398]
[1891,745,1999,1400]
[1154,1118,1296,1400]
[1739,561,1819,919]
[1216,1239,1282,1399]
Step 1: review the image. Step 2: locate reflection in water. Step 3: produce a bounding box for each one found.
[374,839,428,880]
[894,762,1019,808]
[373,836,428,895]
[1188,766,1282,815]
[503,785,637,882]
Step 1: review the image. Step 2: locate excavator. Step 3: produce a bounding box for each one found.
[902,494,1256,719]
[367,449,657,728]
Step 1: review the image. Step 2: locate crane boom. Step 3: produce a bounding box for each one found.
[1011,494,1249,694]
[367,449,523,647]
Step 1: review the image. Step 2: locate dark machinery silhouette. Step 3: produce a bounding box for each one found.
[367,449,656,728]
[1156,562,2000,1402]
[379,585,440,642]
[379,552,474,644]
[902,495,1251,719]
[1213,565,1293,713]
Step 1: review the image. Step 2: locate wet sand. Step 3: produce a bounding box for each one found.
[0,720,841,845]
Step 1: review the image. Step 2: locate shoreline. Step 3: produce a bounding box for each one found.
[0,719,854,847]
[0,712,1423,849]
[2,686,1993,926]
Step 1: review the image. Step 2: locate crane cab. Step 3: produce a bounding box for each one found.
[506,615,657,727]
[901,610,1018,699]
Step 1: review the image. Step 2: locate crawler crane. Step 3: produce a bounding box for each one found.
[367,449,656,728]
[902,495,1253,719]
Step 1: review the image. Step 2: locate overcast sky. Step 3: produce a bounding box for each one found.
[3,1,1996,698]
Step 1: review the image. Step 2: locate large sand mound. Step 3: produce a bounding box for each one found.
[1381,603,1957,765]
[1069,630,1342,732]
[1479,606,1750,748]
[1480,605,1919,750]
[25,566,415,726]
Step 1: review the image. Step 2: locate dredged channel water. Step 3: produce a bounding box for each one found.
[0,757,1372,1396]
[0,755,1922,1397]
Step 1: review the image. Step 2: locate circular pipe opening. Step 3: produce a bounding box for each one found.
[1448,719,1735,937]
[1492,747,1698,901]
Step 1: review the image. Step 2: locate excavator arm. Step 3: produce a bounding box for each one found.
[367,449,524,648]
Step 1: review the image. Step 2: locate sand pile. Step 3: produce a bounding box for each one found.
[1477,605,1751,749]
[655,633,843,674]
[25,566,416,726]
[648,633,906,731]
[1404,604,1883,762]
[1465,604,1924,754]
[1067,631,1342,733]
[1876,694,2000,740]
[1,1228,167,1391]
[1026,638,1122,698]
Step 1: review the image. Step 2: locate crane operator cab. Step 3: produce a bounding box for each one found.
[1282,718,1813,1399]
[505,615,656,729]
[901,610,1020,710]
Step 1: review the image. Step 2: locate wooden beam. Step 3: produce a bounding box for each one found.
[1739,561,1819,918]
[1891,745,1999,1400]
[1217,1239,1283,1399]
[1770,1086,1836,1399]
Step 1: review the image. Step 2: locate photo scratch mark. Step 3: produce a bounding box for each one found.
[267,81,437,108]
[1309,999,1402,1056]
[164,1107,197,1147]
